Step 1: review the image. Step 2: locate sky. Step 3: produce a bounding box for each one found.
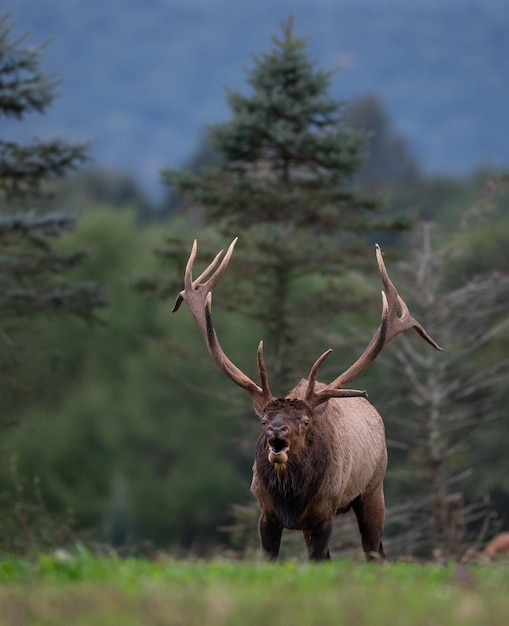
[6,0,509,197]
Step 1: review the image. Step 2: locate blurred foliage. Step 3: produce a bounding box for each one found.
[51,168,156,219]
[378,177,509,558]
[161,19,410,394]
[1,207,256,553]
[346,94,421,192]
[1,14,508,561]
[2,164,507,558]
[0,13,107,428]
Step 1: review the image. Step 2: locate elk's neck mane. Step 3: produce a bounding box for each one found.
[255,426,332,528]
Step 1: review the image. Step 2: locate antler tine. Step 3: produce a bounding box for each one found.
[375,244,442,350]
[186,238,234,291]
[304,350,368,407]
[304,349,333,403]
[309,349,333,382]
[172,239,236,313]
[194,248,225,286]
[183,239,198,291]
[173,240,199,313]
[173,238,274,411]
[307,244,442,405]
[257,341,273,400]
[208,237,238,291]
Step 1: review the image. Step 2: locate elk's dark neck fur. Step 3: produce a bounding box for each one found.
[255,428,332,528]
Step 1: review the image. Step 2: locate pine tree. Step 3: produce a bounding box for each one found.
[0,15,107,417]
[163,19,409,393]
[0,15,107,325]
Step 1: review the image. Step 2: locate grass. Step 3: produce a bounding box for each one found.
[0,549,508,625]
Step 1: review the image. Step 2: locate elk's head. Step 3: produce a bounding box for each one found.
[172,238,442,448]
[260,398,312,465]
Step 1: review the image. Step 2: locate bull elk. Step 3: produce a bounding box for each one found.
[173,238,442,561]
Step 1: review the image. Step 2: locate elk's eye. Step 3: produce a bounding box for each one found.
[303,419,310,427]
[261,419,267,426]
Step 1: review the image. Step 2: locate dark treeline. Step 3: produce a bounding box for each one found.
[1,15,508,560]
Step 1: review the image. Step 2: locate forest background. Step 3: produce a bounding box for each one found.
[1,3,509,561]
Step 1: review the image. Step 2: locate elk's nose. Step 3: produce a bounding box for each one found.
[267,424,289,438]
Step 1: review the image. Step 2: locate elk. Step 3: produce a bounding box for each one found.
[484,532,509,559]
[173,238,442,561]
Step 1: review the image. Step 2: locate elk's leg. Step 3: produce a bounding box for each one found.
[259,514,283,560]
[303,522,332,561]
[351,486,386,562]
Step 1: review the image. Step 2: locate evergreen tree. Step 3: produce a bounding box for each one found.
[0,16,106,323]
[163,19,409,393]
[0,15,107,421]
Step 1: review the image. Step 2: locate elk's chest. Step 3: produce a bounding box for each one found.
[250,445,335,529]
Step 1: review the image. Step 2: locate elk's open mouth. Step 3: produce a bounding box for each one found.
[268,437,289,464]
[269,437,289,454]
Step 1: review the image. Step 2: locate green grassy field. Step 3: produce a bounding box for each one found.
[0,549,507,625]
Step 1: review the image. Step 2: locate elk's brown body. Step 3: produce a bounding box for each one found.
[173,238,442,561]
[484,532,509,558]
[251,388,387,560]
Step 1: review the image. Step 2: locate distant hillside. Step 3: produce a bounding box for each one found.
[6,0,509,196]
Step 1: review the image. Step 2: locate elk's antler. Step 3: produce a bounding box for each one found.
[173,238,274,411]
[303,348,369,407]
[305,244,442,408]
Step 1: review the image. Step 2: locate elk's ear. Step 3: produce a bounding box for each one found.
[312,400,329,417]
[253,398,266,418]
